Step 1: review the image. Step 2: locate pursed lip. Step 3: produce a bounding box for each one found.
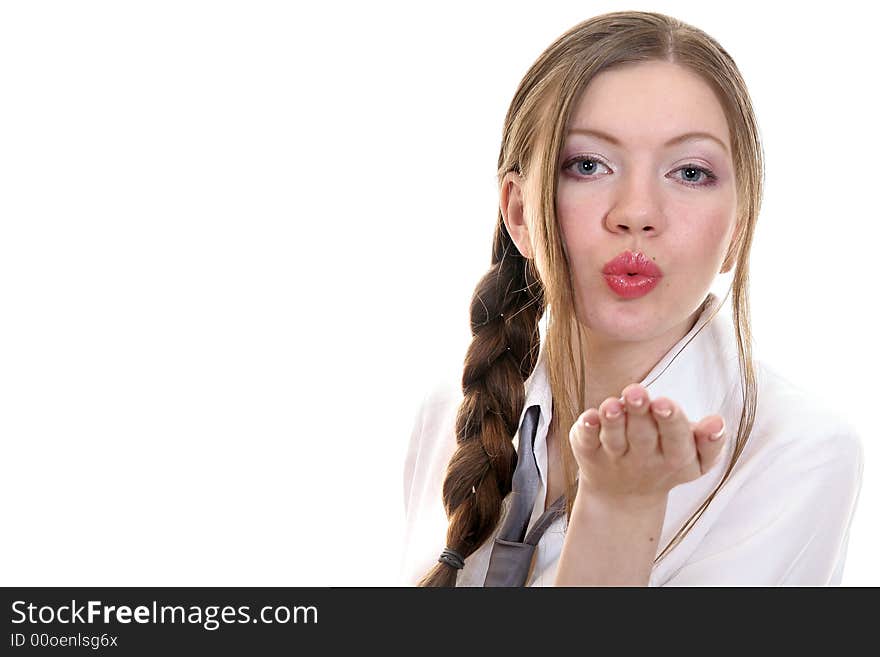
[602,250,664,278]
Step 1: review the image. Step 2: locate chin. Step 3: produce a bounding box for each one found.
[576,305,665,342]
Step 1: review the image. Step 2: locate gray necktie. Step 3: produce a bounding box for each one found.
[483,404,565,587]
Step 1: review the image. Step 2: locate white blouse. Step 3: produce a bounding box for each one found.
[400,293,864,586]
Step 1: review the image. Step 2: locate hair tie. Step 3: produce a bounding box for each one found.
[438,547,465,570]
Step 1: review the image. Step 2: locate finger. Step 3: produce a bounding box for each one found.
[570,409,602,454]
[694,415,727,474]
[650,397,693,463]
[620,384,658,455]
[598,397,627,457]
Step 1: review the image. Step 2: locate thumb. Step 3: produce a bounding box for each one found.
[694,416,727,474]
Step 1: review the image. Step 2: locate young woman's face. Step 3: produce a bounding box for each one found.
[556,60,738,344]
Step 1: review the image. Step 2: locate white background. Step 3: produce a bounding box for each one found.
[0,0,876,586]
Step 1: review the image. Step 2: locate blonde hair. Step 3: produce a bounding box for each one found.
[419,10,762,587]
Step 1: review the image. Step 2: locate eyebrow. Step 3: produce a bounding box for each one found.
[567,128,729,154]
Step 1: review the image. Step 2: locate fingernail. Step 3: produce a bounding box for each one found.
[625,392,644,408]
[605,403,622,419]
[710,420,726,440]
[582,410,599,428]
[652,404,672,418]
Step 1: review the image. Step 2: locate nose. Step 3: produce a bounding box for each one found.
[604,173,666,235]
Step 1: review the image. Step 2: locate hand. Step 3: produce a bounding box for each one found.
[568,384,727,502]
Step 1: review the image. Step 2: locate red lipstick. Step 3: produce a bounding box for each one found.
[602,250,663,299]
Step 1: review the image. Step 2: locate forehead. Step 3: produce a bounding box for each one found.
[567,60,731,149]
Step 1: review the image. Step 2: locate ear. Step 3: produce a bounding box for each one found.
[499,171,533,259]
[720,214,744,274]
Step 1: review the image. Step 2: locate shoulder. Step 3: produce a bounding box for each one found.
[706,308,861,466]
[756,361,861,449]
[402,375,465,525]
[403,375,463,492]
[408,377,463,447]
[420,378,464,425]
[743,359,863,485]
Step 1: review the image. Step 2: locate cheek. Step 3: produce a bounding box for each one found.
[556,194,603,262]
[677,206,736,264]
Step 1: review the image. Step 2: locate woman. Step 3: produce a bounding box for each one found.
[401,11,863,586]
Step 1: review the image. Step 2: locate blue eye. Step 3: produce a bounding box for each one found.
[565,157,611,177]
[562,156,718,188]
[676,165,717,187]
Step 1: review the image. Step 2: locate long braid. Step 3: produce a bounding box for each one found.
[418,219,544,587]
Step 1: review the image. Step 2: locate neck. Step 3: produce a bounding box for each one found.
[570,307,703,412]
